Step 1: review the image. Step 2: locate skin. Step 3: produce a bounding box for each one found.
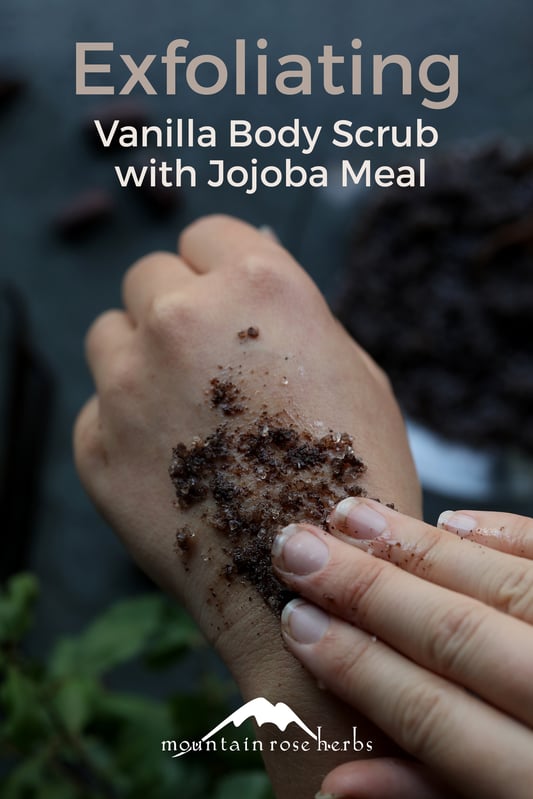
[73,214,421,799]
[274,501,533,799]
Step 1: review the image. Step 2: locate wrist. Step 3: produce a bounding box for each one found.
[209,599,397,799]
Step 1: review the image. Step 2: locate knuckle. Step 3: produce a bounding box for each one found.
[124,250,168,287]
[73,399,104,475]
[503,517,533,559]
[85,310,118,361]
[180,213,231,241]
[105,354,139,400]
[493,566,533,620]
[403,529,441,575]
[336,560,387,623]
[234,252,287,294]
[392,682,450,758]
[504,513,533,540]
[179,214,236,255]
[144,294,197,342]
[329,634,375,688]
[426,602,485,673]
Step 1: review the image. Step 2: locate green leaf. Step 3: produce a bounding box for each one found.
[50,675,98,734]
[170,689,233,739]
[213,770,274,799]
[0,667,51,749]
[87,692,193,797]
[50,594,169,678]
[93,690,171,731]
[77,735,123,791]
[33,779,84,799]
[143,604,202,668]
[2,756,101,799]
[0,574,38,644]
[0,754,47,799]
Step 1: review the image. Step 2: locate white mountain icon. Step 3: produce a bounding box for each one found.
[173,697,317,757]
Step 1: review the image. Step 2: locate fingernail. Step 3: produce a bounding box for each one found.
[282,599,330,644]
[438,510,476,538]
[272,525,329,575]
[333,497,388,539]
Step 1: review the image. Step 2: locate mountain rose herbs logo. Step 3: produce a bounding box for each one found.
[161,697,373,757]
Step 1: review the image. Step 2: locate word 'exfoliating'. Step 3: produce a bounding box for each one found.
[76,38,459,109]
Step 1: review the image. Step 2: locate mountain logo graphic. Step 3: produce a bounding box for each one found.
[172,697,317,758]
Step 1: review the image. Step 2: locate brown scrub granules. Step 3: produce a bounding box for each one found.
[209,378,245,416]
[238,327,260,340]
[338,141,533,456]
[170,379,366,613]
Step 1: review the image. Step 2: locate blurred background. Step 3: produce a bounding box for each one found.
[1,1,533,796]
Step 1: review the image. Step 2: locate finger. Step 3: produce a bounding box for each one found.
[73,394,106,482]
[438,509,533,559]
[122,251,195,323]
[327,497,533,624]
[178,213,292,275]
[272,523,533,727]
[85,309,134,391]
[319,758,455,799]
[282,600,533,799]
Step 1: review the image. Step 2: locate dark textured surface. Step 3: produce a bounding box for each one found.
[338,142,533,456]
[1,0,533,656]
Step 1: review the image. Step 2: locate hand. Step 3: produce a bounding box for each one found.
[74,215,421,799]
[273,502,533,799]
